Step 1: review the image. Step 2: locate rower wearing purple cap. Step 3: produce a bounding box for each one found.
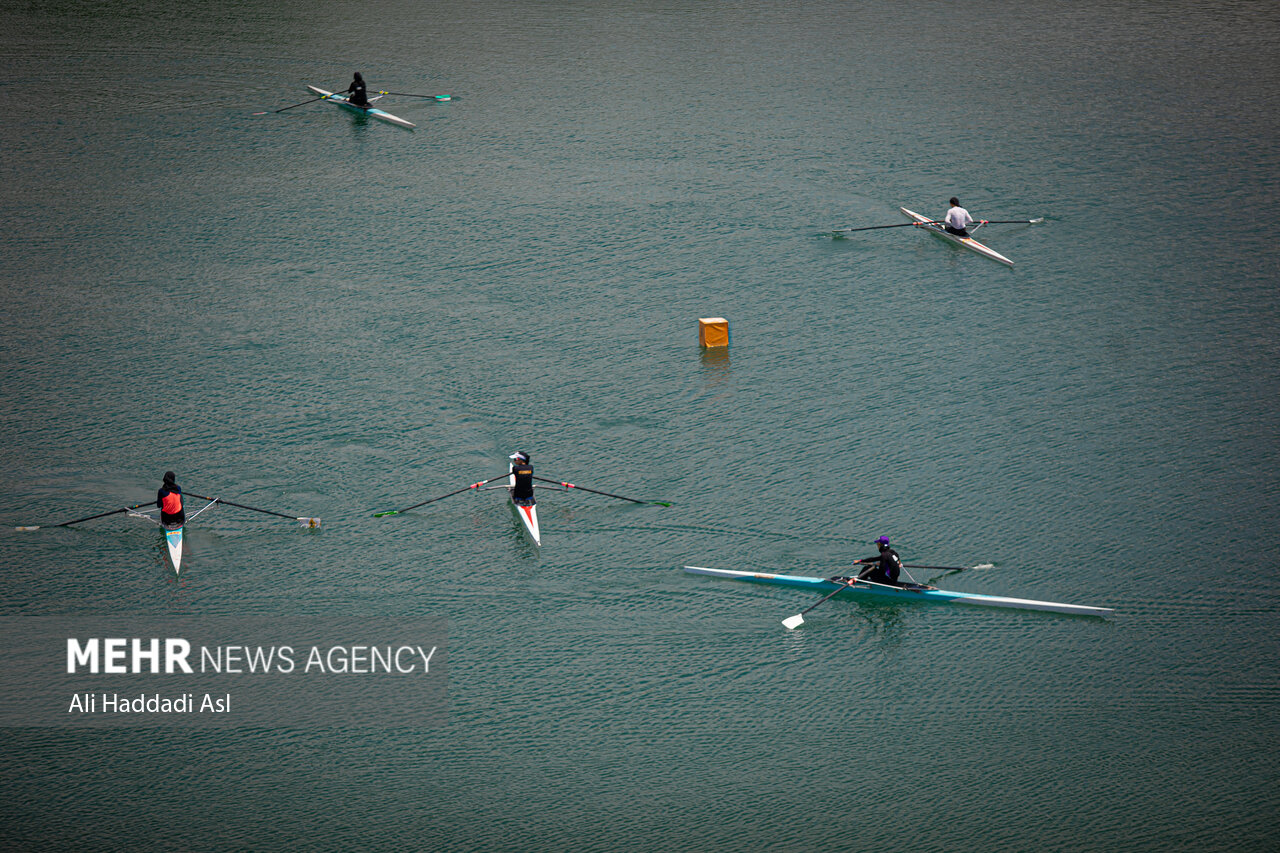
[508,452,534,503]
[855,536,903,585]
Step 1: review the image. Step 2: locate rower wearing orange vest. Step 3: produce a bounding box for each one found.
[157,471,185,526]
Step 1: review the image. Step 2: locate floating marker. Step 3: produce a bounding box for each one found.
[699,317,730,348]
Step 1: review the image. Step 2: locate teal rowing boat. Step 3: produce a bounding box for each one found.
[683,566,1113,617]
[306,86,415,130]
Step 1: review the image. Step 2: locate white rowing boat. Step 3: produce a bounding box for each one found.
[131,497,216,575]
[508,463,540,546]
[163,523,183,573]
[305,86,416,130]
[683,566,1113,617]
[901,206,1014,266]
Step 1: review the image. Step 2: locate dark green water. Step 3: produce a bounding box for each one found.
[2,1,1278,850]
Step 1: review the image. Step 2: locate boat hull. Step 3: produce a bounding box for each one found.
[164,523,183,574]
[683,566,1113,617]
[306,86,416,129]
[901,207,1014,266]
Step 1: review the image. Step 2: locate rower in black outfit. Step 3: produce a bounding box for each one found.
[508,452,534,504]
[157,471,185,527]
[346,72,370,107]
[855,536,903,585]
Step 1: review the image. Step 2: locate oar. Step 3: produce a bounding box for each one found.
[15,500,157,531]
[782,578,858,630]
[833,218,1040,234]
[531,476,672,506]
[903,562,994,571]
[252,96,329,116]
[372,475,507,518]
[832,222,935,234]
[185,492,320,528]
[376,91,455,100]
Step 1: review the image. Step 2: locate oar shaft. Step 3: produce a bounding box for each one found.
[275,96,326,113]
[376,91,449,99]
[782,579,857,628]
[800,581,854,616]
[903,564,978,571]
[834,222,931,233]
[375,475,506,517]
[185,492,294,520]
[531,476,656,505]
[58,501,156,527]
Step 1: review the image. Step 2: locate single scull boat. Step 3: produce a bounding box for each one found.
[130,497,217,575]
[163,522,183,573]
[508,463,541,546]
[305,86,416,130]
[901,206,1014,266]
[683,566,1113,617]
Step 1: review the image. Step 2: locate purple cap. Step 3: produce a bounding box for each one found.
[875,536,890,545]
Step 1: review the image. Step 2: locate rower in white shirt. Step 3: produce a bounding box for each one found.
[944,197,985,236]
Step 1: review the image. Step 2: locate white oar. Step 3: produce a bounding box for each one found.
[782,578,857,630]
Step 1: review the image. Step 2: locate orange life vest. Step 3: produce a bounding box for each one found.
[161,490,183,515]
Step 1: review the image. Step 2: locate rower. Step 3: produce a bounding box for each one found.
[855,536,902,585]
[944,197,985,236]
[346,72,370,107]
[157,471,185,527]
[509,452,534,503]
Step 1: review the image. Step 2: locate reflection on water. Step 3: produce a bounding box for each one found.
[698,346,730,383]
[851,600,911,643]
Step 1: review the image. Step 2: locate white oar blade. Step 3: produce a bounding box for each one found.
[781,614,805,630]
[972,563,995,569]
[15,525,41,531]
[296,517,321,529]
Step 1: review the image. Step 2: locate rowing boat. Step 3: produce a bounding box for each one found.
[508,464,540,545]
[683,566,1113,617]
[901,206,1014,266]
[163,522,183,573]
[133,497,220,575]
[305,86,416,130]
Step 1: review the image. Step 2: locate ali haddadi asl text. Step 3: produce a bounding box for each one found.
[68,692,230,714]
